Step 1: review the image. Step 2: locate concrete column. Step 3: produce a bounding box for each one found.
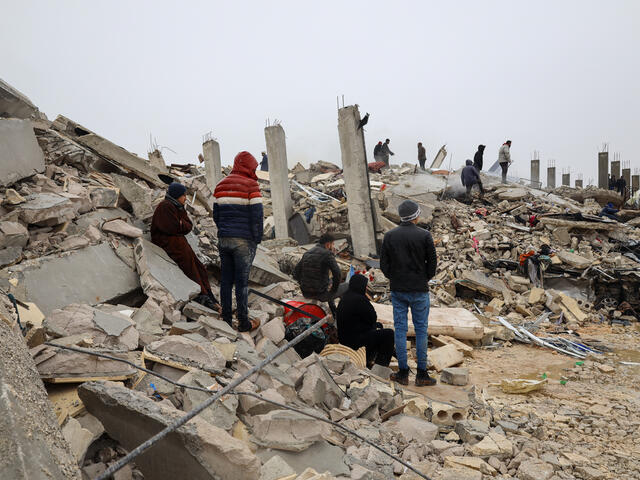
[264,125,293,239]
[632,175,639,195]
[338,105,377,258]
[530,160,540,188]
[547,167,556,189]
[562,173,570,186]
[598,152,608,189]
[148,149,167,172]
[611,160,621,180]
[202,139,222,190]
[622,168,631,198]
[575,179,583,188]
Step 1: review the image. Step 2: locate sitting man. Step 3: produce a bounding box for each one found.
[336,274,394,367]
[293,232,347,317]
[151,182,220,311]
[599,202,621,222]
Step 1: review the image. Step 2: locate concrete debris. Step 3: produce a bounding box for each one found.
[0,77,639,479]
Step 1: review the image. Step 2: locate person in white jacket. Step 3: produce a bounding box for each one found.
[498,140,512,183]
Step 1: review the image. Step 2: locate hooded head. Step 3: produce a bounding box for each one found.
[231,151,258,180]
[505,140,512,146]
[465,159,473,166]
[607,202,614,208]
[167,182,187,200]
[478,144,485,151]
[377,141,382,145]
[348,273,368,295]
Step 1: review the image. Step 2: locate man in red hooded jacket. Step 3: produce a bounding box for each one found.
[213,151,263,332]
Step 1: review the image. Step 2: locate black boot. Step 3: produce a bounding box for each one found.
[390,368,409,385]
[415,368,437,386]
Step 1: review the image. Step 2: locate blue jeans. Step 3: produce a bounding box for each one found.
[218,237,256,327]
[391,291,430,370]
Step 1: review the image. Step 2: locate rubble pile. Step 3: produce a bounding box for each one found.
[1,78,640,480]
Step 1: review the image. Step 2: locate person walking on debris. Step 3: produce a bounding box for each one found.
[380,138,394,166]
[616,176,627,198]
[151,182,221,312]
[461,159,484,200]
[380,200,438,386]
[336,274,395,368]
[608,174,615,190]
[213,151,263,332]
[417,142,427,170]
[473,144,485,171]
[599,202,621,222]
[373,141,383,163]
[293,232,347,318]
[498,140,512,183]
[260,151,268,172]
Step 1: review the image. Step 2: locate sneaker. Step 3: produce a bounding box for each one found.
[415,369,437,386]
[238,318,260,333]
[390,368,409,385]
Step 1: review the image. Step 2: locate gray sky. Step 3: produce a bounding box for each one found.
[2,1,639,185]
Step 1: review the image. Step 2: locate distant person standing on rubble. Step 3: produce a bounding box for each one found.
[151,182,221,312]
[380,138,394,166]
[461,159,484,200]
[213,151,263,332]
[616,176,627,198]
[417,142,427,170]
[498,140,512,183]
[380,200,438,386]
[293,232,347,318]
[260,151,268,171]
[373,141,383,163]
[473,144,485,171]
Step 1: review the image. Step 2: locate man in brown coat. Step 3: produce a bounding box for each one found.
[151,182,220,311]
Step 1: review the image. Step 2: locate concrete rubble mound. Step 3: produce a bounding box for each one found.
[1,76,639,479]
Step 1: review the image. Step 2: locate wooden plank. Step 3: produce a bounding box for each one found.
[43,374,132,384]
[433,335,474,357]
[142,349,198,373]
[46,384,85,425]
[373,304,484,340]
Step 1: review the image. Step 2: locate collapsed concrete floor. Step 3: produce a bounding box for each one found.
[1,77,640,480]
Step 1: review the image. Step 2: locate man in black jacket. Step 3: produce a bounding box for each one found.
[461,159,484,200]
[293,233,347,316]
[380,139,394,166]
[380,200,438,386]
[336,274,394,367]
[473,144,485,171]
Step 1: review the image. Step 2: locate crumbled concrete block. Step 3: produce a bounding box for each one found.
[517,459,555,480]
[261,317,285,343]
[259,455,296,480]
[440,367,469,386]
[250,409,331,452]
[0,221,29,248]
[57,235,90,251]
[298,361,343,409]
[0,242,140,316]
[256,440,350,477]
[131,298,164,335]
[79,381,260,480]
[381,414,438,444]
[454,419,490,444]
[428,344,464,371]
[61,417,94,463]
[0,318,81,479]
[33,345,137,381]
[102,218,143,238]
[44,304,139,350]
[111,174,156,219]
[178,369,238,431]
[18,193,77,226]
[0,118,45,186]
[146,335,225,374]
[0,246,23,267]
[89,186,119,208]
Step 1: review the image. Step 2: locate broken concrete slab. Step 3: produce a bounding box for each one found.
[0,242,140,316]
[250,248,293,285]
[0,246,23,267]
[78,380,260,480]
[257,440,350,477]
[68,207,131,235]
[17,193,77,226]
[111,174,156,219]
[145,335,225,374]
[102,218,143,238]
[251,409,332,452]
[298,360,344,409]
[556,250,591,269]
[61,416,94,463]
[259,455,296,480]
[178,369,238,431]
[0,77,40,118]
[0,315,82,479]
[428,344,464,372]
[440,367,469,386]
[381,414,438,444]
[33,345,137,381]
[384,192,435,225]
[0,118,45,187]
[44,304,139,350]
[0,220,29,248]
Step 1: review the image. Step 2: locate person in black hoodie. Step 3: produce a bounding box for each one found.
[336,274,394,367]
[473,144,485,171]
[461,159,484,200]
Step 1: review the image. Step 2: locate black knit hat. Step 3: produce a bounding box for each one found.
[167,182,187,199]
[398,200,420,222]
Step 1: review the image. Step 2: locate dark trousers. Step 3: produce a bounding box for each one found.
[219,237,256,327]
[357,328,395,367]
[465,181,484,199]
[500,162,509,183]
[418,159,426,170]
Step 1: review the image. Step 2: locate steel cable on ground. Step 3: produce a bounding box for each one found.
[45,342,430,479]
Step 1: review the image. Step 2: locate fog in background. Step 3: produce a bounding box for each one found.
[2,1,639,185]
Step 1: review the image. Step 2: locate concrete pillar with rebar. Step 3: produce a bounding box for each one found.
[338,105,377,257]
[264,124,293,239]
[598,152,609,189]
[575,179,583,188]
[562,172,570,186]
[202,139,222,190]
[547,167,556,189]
[530,159,540,188]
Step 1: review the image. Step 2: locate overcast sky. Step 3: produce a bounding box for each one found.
[2,1,639,185]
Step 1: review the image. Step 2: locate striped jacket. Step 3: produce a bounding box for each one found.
[213,151,263,243]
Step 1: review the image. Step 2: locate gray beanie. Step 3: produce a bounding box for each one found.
[398,200,420,222]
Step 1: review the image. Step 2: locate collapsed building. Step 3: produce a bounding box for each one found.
[1,77,640,480]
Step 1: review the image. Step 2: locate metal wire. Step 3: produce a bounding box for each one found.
[45,338,431,479]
